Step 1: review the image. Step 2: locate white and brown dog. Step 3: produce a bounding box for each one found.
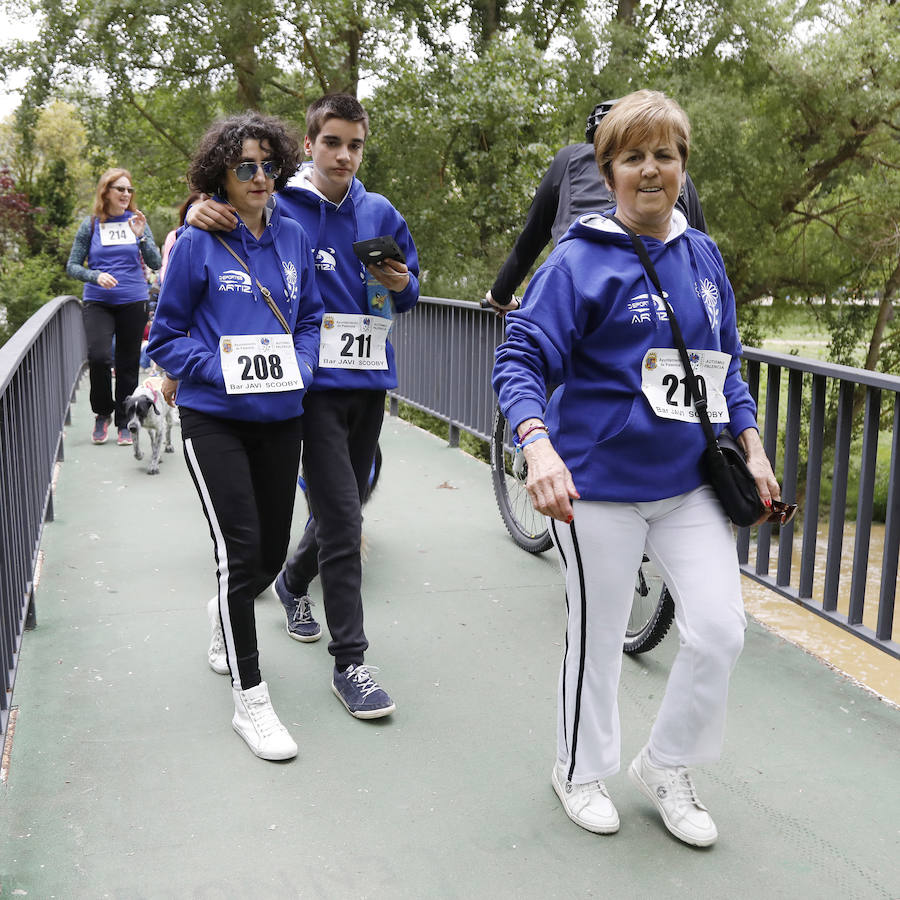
[124,376,176,475]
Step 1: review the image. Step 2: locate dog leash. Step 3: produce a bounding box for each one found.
[214,234,291,335]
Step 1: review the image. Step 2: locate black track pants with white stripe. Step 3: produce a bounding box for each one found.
[550,485,746,784]
[180,407,302,691]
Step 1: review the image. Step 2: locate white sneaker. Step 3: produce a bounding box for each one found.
[207,596,229,675]
[231,681,298,761]
[551,762,620,834]
[628,746,718,847]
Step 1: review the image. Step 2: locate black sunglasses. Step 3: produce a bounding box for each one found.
[110,185,135,194]
[232,161,281,182]
[767,500,798,525]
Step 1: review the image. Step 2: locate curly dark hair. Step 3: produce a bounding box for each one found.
[188,112,302,195]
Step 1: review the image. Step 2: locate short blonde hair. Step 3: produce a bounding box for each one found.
[594,91,690,188]
[93,168,136,221]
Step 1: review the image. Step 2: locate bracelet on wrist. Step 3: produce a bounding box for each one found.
[518,431,550,450]
[514,423,549,447]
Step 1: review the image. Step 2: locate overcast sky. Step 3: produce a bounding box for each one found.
[0,11,39,120]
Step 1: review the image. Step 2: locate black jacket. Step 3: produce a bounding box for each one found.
[491,142,707,303]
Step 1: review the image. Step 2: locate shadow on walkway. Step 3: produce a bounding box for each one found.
[2,378,899,898]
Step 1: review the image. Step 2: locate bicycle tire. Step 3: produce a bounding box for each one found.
[490,405,553,554]
[624,555,675,654]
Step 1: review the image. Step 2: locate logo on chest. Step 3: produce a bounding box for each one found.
[315,248,337,272]
[696,278,720,331]
[283,260,298,302]
[218,270,252,293]
[627,292,669,326]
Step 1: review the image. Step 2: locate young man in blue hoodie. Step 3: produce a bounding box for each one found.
[188,94,419,719]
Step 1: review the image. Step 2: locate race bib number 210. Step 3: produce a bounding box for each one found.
[641,347,731,423]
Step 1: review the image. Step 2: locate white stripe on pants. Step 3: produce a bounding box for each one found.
[551,485,746,783]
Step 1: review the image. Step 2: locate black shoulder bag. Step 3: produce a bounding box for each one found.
[609,215,764,526]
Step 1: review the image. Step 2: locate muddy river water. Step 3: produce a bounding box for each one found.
[742,521,900,705]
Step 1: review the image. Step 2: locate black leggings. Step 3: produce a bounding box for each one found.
[180,408,302,691]
[83,300,147,427]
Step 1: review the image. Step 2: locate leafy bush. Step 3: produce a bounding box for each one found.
[0,252,80,345]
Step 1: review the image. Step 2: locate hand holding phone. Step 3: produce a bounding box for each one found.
[353,235,406,265]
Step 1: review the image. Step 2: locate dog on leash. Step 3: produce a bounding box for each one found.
[123,376,175,475]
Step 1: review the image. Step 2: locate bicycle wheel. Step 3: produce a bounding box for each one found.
[624,555,675,654]
[490,405,553,553]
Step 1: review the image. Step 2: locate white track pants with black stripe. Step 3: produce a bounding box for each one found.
[550,485,746,784]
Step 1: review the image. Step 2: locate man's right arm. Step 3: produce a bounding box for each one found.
[489,152,566,307]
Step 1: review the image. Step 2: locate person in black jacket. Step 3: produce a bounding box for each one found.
[485,100,707,313]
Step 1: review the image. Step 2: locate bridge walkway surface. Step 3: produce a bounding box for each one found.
[2,380,899,898]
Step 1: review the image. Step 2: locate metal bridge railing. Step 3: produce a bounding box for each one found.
[1,296,86,738]
[2,294,897,745]
[389,296,900,660]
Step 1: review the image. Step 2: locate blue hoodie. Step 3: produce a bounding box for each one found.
[276,164,420,392]
[147,202,324,423]
[492,210,758,503]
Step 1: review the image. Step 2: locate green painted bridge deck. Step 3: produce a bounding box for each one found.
[2,381,899,898]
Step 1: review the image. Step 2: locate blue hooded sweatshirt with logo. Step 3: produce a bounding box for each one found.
[276,165,420,392]
[147,203,324,422]
[492,211,758,503]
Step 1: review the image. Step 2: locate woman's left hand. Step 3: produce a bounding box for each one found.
[368,258,410,293]
[738,428,781,524]
[161,376,178,408]
[129,210,147,238]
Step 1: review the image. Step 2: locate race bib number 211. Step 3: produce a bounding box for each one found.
[319,313,390,370]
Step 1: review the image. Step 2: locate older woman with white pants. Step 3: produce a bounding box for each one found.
[492,90,783,847]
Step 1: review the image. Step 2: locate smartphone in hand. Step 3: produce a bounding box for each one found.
[352,235,406,266]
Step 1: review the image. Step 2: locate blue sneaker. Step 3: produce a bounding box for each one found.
[91,415,111,444]
[332,664,396,719]
[274,571,321,642]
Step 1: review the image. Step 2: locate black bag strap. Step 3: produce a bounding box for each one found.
[607,214,719,450]
[213,234,291,335]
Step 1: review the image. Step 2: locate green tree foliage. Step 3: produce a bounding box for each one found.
[0,165,31,254]
[364,37,571,298]
[0,165,79,343]
[685,1,900,326]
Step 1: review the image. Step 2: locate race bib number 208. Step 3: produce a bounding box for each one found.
[641,347,731,423]
[220,334,303,395]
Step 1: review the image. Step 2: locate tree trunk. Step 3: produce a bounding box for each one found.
[339,22,362,96]
[863,257,900,371]
[616,0,637,22]
[235,47,262,109]
[471,0,505,49]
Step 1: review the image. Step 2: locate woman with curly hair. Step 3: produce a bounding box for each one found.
[67,168,161,445]
[147,112,324,760]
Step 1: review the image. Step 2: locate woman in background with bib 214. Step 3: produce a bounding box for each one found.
[67,168,161,446]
